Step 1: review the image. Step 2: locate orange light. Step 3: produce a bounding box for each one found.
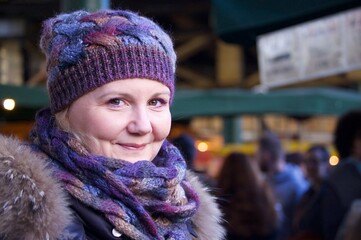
[329,155,339,166]
[197,142,208,152]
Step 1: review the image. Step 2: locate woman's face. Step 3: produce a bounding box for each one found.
[304,150,328,181]
[66,78,172,163]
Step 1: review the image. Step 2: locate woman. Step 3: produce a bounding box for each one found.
[0,9,224,239]
[290,145,330,240]
[217,152,280,240]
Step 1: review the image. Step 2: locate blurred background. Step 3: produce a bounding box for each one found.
[1,0,361,176]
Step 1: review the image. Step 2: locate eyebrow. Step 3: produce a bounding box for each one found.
[96,91,170,99]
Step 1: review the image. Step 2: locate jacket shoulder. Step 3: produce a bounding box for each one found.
[187,171,225,240]
[0,134,71,239]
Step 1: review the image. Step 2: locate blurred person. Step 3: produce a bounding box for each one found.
[217,152,281,240]
[286,152,304,166]
[172,133,217,193]
[316,110,361,240]
[286,151,307,179]
[303,145,330,190]
[0,9,225,239]
[290,145,330,240]
[172,133,197,168]
[335,199,361,240]
[257,131,309,240]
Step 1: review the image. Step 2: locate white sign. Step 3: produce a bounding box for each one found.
[257,7,361,89]
[258,28,300,87]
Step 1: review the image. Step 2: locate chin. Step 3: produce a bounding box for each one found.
[123,158,151,163]
[113,154,152,163]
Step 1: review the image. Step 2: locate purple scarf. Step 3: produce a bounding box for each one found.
[30,108,199,240]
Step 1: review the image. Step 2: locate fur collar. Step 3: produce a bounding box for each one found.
[0,134,71,239]
[187,172,225,240]
[0,134,224,239]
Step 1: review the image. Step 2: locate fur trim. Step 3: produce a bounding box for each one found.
[188,171,225,240]
[0,134,71,240]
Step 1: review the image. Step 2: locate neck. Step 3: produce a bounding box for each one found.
[268,159,285,175]
[312,178,323,190]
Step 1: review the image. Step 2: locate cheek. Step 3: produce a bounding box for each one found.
[152,112,171,140]
[69,109,125,140]
[87,120,122,139]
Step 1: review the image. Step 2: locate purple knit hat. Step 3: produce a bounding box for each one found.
[40,9,176,113]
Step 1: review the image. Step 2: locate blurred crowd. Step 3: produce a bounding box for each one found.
[173,109,361,240]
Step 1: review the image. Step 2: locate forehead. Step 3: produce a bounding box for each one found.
[87,78,171,97]
[305,150,325,162]
[100,78,169,90]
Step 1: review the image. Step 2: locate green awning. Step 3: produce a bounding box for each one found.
[1,84,361,121]
[211,0,361,45]
[171,87,361,119]
[0,84,48,108]
[0,84,48,121]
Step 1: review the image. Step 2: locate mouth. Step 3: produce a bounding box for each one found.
[119,143,146,150]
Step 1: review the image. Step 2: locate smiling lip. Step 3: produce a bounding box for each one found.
[119,143,146,150]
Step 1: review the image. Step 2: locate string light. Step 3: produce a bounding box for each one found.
[3,99,15,111]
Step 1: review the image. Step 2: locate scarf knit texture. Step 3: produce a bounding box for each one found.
[29,108,199,240]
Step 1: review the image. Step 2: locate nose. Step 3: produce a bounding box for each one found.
[127,107,152,135]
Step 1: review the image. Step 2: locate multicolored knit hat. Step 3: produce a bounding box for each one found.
[40,9,176,113]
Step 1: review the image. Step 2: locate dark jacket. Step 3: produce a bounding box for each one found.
[62,197,133,239]
[0,135,225,240]
[319,158,361,240]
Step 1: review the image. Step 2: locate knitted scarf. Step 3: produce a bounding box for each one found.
[29,108,199,240]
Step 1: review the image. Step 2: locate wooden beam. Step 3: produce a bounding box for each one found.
[242,72,260,88]
[177,66,214,88]
[216,40,243,87]
[176,34,212,62]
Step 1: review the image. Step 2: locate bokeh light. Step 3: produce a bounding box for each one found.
[3,99,15,111]
[329,155,339,166]
[197,142,208,152]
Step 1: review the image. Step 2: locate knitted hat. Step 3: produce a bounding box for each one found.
[40,9,176,113]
